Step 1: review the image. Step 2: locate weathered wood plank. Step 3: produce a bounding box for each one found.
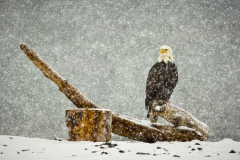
[150,100,210,140]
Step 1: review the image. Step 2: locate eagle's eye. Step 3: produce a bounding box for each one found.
[164,49,168,51]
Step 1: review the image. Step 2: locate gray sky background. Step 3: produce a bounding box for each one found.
[0,0,240,141]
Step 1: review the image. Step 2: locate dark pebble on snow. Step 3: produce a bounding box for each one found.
[92,151,97,153]
[1,152,3,154]
[157,147,161,149]
[119,150,125,153]
[3,145,7,147]
[17,152,20,154]
[205,155,211,157]
[102,142,111,146]
[198,148,203,150]
[100,146,105,149]
[85,148,87,150]
[94,145,101,147]
[136,152,150,155]
[229,150,236,153]
[195,143,200,145]
[101,152,108,155]
[102,142,118,148]
[192,148,195,151]
[173,155,180,158]
[22,149,29,152]
[9,137,13,139]
[111,144,118,147]
[54,138,62,141]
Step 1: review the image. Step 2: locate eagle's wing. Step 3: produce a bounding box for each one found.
[161,61,178,101]
[168,61,178,90]
[145,62,166,111]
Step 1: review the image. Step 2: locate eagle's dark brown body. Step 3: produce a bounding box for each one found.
[145,61,178,112]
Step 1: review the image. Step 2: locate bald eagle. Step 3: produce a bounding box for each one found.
[145,45,178,118]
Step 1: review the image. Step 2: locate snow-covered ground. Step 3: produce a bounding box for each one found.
[0,135,239,160]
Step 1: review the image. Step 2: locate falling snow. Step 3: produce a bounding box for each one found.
[0,0,240,142]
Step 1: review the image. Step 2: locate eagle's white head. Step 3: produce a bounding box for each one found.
[158,45,174,63]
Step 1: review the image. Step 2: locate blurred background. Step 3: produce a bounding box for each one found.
[0,0,240,141]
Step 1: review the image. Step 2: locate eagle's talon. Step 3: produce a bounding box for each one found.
[147,112,150,118]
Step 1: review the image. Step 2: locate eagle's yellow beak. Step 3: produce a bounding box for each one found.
[160,49,165,54]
